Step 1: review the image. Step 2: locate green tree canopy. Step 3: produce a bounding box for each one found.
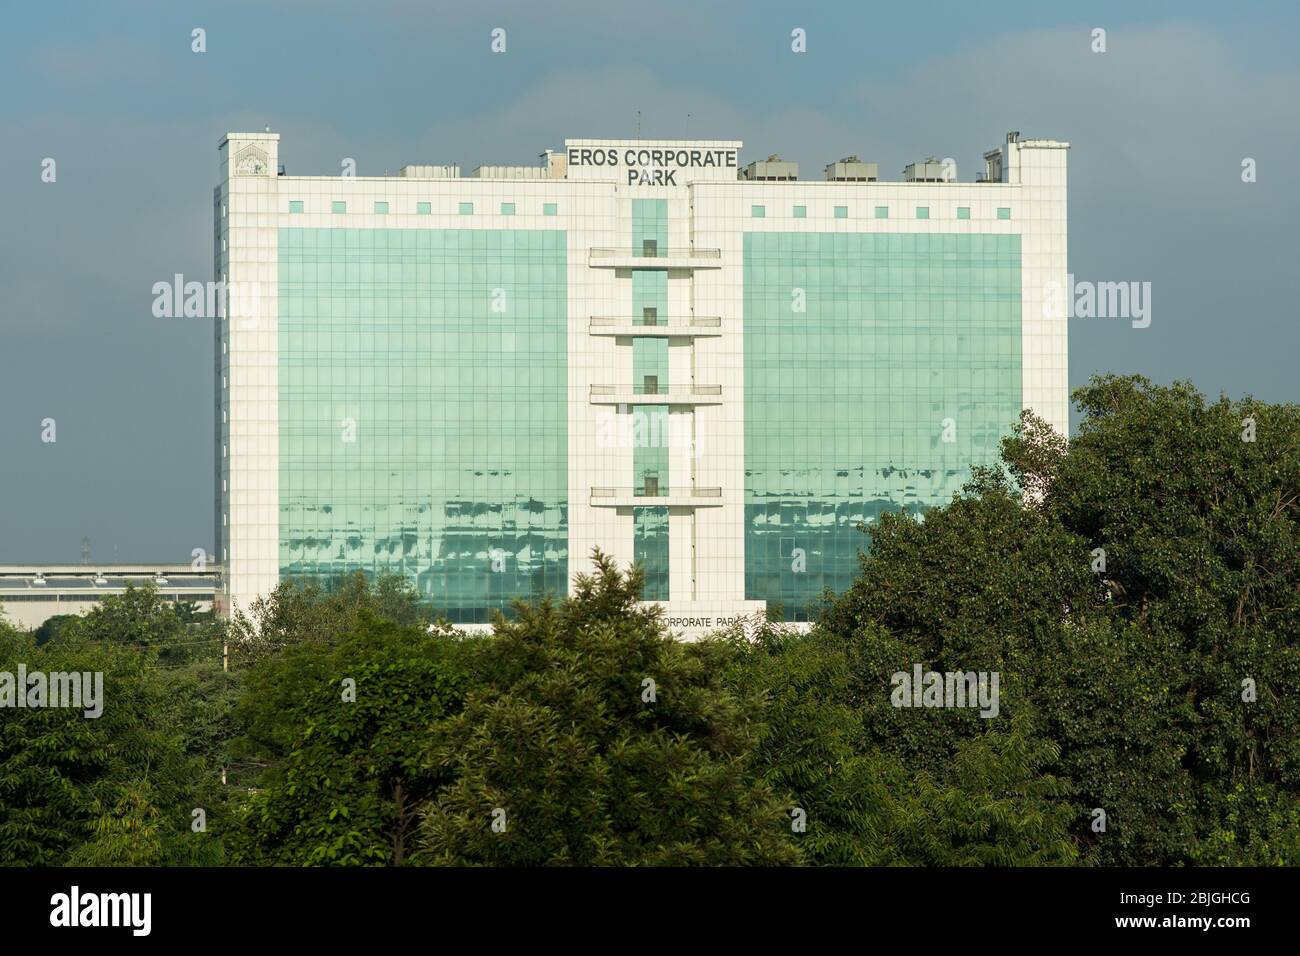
[722,620,1078,866]
[225,615,473,865]
[416,552,801,866]
[228,571,436,666]
[806,375,1300,865]
[0,629,221,866]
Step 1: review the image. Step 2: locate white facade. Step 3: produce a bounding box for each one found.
[215,132,1068,634]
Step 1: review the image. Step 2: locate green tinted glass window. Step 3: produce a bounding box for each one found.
[633,507,670,600]
[743,231,1022,621]
[632,199,668,257]
[278,226,569,624]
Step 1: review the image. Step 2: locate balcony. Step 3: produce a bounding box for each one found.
[588,315,723,338]
[588,384,723,406]
[589,486,723,509]
[587,246,723,270]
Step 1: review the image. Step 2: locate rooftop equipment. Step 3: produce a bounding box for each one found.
[824,155,879,182]
[740,154,798,181]
[903,157,956,183]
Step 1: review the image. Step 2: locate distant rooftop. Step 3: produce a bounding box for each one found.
[235,130,1066,184]
[0,565,221,592]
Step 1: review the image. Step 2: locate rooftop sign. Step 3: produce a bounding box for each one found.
[564,139,742,184]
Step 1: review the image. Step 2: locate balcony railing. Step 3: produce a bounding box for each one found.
[588,384,723,405]
[587,247,723,269]
[590,486,723,508]
[588,315,723,337]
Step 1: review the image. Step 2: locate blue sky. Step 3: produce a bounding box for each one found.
[1,0,1297,563]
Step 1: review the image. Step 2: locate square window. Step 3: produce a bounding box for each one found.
[751,205,766,218]
[957,207,970,219]
[792,205,806,218]
[417,202,431,214]
[332,201,346,214]
[874,206,889,219]
[501,202,516,215]
[543,203,557,216]
[916,206,930,219]
[289,200,304,213]
[834,206,848,219]
[374,201,388,214]
[459,202,474,215]
[997,207,1011,220]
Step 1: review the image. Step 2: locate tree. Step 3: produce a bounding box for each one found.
[416,552,802,866]
[228,571,435,666]
[224,615,473,865]
[721,621,1077,865]
[1036,376,1300,863]
[58,583,224,666]
[0,629,221,866]
[809,375,1300,865]
[33,614,79,647]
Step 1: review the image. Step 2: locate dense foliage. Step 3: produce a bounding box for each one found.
[0,588,227,865]
[226,614,472,865]
[809,375,1300,864]
[416,555,799,865]
[0,375,1295,866]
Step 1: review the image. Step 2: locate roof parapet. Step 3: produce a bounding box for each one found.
[398,164,460,179]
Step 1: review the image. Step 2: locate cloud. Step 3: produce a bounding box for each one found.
[1,14,1295,561]
[852,24,1300,202]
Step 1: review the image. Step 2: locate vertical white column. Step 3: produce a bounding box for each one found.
[219,132,282,617]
